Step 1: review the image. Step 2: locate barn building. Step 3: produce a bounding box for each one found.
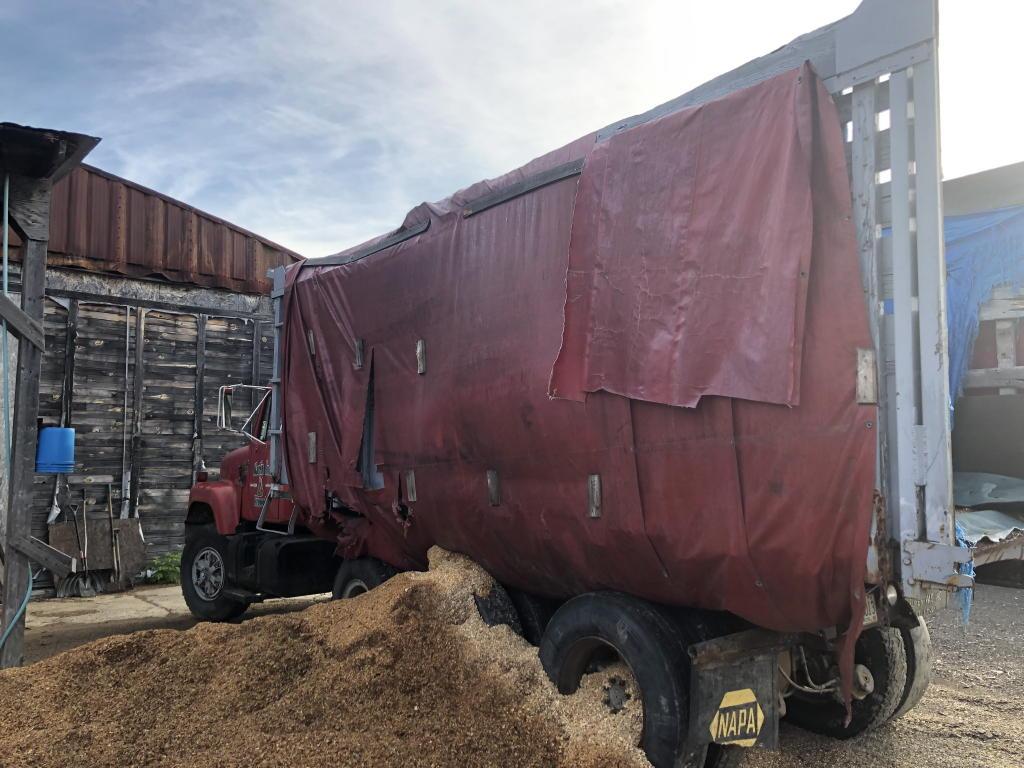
[0,163,300,589]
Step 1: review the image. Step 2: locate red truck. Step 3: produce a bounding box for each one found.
[181,2,969,766]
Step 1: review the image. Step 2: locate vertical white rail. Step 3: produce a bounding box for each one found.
[911,58,954,545]
[850,84,885,509]
[888,71,920,545]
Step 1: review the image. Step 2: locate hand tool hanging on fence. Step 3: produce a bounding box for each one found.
[70,502,84,568]
[56,500,85,599]
[58,492,98,598]
[80,489,96,596]
[107,484,121,587]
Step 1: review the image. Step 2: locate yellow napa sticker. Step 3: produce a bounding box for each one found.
[708,688,764,747]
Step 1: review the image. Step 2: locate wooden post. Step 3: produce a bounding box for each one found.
[1,176,50,668]
[0,124,97,668]
[251,320,262,387]
[61,299,78,426]
[127,307,145,518]
[192,314,206,483]
[994,287,1017,395]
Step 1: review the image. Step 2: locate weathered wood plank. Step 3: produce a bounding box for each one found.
[2,236,48,668]
[61,300,78,425]
[193,314,206,483]
[127,308,145,517]
[996,318,1017,395]
[964,366,1024,390]
[980,299,1024,322]
[0,292,44,350]
[6,175,51,241]
[10,535,75,578]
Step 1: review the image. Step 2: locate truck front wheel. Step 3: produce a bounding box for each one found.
[539,592,711,768]
[181,526,247,621]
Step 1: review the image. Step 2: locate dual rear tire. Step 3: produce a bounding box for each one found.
[532,593,932,766]
[784,617,932,738]
[785,625,907,738]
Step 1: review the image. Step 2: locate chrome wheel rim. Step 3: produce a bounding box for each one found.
[192,546,225,601]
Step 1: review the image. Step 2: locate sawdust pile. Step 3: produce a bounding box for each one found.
[0,548,650,768]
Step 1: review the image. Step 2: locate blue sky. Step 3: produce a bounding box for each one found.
[2,1,1020,257]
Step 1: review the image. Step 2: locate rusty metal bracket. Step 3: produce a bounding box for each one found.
[902,540,973,589]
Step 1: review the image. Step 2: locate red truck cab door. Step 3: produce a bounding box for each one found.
[239,395,293,525]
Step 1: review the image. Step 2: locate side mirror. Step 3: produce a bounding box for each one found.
[217,386,238,432]
[216,384,272,438]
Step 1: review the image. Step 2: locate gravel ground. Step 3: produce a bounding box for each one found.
[748,584,1024,768]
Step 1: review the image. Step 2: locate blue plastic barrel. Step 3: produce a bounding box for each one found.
[36,427,75,474]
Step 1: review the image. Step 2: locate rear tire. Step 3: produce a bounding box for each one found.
[539,592,708,768]
[785,626,908,739]
[893,617,932,719]
[332,557,396,599]
[181,526,247,622]
[474,583,524,635]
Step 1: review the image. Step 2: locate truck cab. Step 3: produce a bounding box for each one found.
[180,386,343,620]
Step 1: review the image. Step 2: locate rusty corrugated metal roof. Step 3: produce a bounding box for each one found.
[9,163,301,294]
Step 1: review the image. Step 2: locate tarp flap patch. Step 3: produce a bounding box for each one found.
[551,63,834,409]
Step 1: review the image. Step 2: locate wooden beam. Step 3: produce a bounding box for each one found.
[979,296,1024,322]
[61,300,78,426]
[2,234,47,668]
[127,307,145,518]
[192,314,206,482]
[10,535,76,578]
[250,320,261,410]
[30,285,270,321]
[5,175,50,242]
[963,366,1024,390]
[0,291,44,350]
[990,286,1017,396]
[65,474,115,485]
[7,267,274,320]
[119,307,131,519]
[996,319,1017,395]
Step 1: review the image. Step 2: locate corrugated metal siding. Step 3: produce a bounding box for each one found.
[10,164,301,294]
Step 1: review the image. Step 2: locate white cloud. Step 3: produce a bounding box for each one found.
[6,1,1022,257]
[41,0,859,256]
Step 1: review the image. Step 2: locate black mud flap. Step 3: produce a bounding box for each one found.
[686,630,793,753]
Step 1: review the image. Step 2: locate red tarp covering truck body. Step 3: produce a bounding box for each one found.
[280,64,876,661]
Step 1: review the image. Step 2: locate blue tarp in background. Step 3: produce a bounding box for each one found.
[945,205,1024,404]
